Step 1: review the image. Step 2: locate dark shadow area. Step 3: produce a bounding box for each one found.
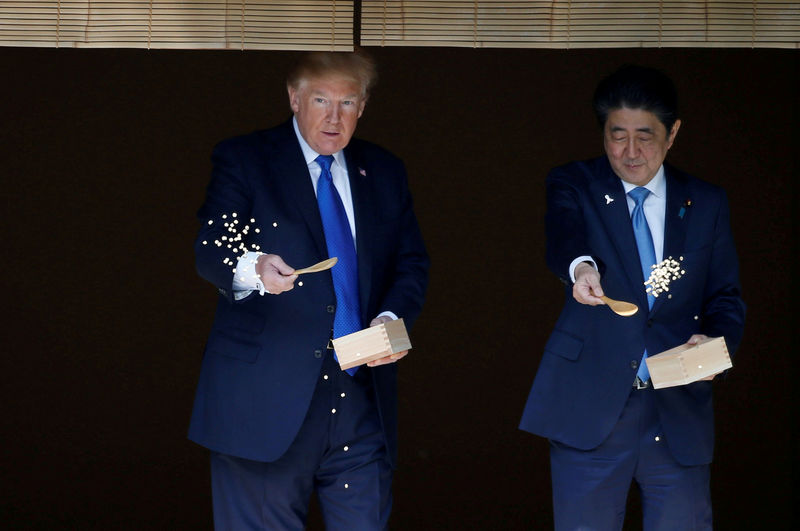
[0,46,794,529]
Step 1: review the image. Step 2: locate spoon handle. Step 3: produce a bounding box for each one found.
[293,257,338,275]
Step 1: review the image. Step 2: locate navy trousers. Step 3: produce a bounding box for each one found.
[210,353,392,530]
[550,387,712,531]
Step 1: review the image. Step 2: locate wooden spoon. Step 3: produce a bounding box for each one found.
[293,257,338,275]
[599,295,639,317]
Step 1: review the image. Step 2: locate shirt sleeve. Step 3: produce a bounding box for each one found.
[232,251,268,298]
[569,256,598,283]
[376,311,399,321]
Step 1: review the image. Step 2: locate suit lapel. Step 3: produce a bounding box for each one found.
[343,143,374,322]
[652,165,690,315]
[268,125,374,324]
[586,159,649,309]
[267,122,329,260]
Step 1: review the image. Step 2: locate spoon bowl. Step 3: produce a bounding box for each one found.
[599,295,639,317]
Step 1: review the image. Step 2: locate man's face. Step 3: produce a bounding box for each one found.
[288,75,365,156]
[603,107,681,186]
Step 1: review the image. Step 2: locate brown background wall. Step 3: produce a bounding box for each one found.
[1,47,795,529]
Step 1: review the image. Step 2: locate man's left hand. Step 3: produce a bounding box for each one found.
[686,334,720,381]
[365,315,408,367]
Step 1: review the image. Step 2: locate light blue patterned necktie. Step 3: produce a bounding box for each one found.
[629,186,656,383]
[316,155,361,376]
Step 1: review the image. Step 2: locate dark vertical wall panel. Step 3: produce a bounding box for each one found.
[1,47,795,529]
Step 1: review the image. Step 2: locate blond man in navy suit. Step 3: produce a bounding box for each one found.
[189,51,429,530]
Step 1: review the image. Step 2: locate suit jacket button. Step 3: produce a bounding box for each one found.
[647,319,653,327]
[631,360,639,369]
[327,305,335,313]
[314,349,323,359]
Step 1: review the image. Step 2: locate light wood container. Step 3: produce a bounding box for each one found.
[646,336,732,389]
[332,318,412,371]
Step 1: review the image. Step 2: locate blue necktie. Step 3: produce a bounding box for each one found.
[316,155,361,375]
[629,186,656,383]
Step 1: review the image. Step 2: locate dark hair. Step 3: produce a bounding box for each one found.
[592,65,678,131]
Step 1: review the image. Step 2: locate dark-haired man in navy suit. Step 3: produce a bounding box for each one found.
[520,65,745,529]
[188,51,429,530]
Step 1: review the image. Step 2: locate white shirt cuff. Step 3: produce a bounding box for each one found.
[569,256,597,283]
[232,251,268,298]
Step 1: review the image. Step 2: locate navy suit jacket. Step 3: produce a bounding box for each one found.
[188,121,429,466]
[519,156,745,466]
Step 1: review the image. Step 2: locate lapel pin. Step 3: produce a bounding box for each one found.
[359,167,367,176]
[604,194,614,205]
[678,198,692,219]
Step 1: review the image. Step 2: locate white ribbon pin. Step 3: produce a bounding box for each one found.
[605,194,614,204]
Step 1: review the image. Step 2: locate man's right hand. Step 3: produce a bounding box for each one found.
[255,254,298,294]
[573,262,605,306]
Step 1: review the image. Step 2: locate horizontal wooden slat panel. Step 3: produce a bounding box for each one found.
[3,0,798,50]
[0,0,354,50]
[362,0,800,49]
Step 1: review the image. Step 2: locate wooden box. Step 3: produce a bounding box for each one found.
[332,318,412,371]
[645,336,732,389]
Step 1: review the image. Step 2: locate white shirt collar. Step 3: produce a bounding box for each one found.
[621,165,666,198]
[292,116,345,169]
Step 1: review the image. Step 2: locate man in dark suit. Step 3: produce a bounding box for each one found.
[188,51,429,530]
[519,65,745,529]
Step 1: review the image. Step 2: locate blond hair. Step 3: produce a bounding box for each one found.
[287,50,377,98]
